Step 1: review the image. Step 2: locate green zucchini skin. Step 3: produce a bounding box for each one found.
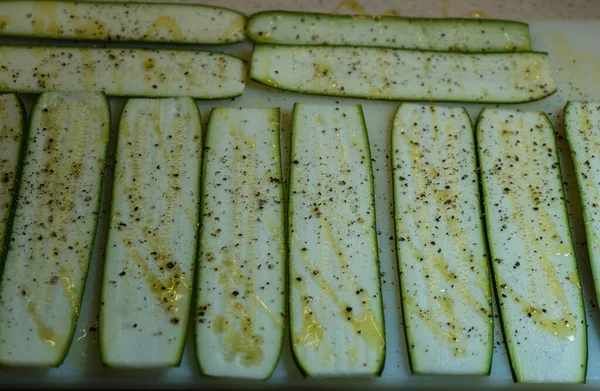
[195,108,285,380]
[99,97,202,368]
[247,10,530,52]
[476,108,587,383]
[0,94,26,269]
[0,0,247,44]
[391,103,493,375]
[564,101,600,311]
[288,103,385,377]
[0,92,111,367]
[250,45,556,103]
[0,46,246,99]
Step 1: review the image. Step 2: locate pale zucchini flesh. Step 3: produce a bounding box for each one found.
[0,46,246,98]
[392,104,492,375]
[250,45,556,103]
[100,98,202,368]
[0,92,110,366]
[196,108,285,380]
[289,103,385,377]
[0,0,246,43]
[0,94,25,261]
[247,11,531,52]
[477,109,587,383]
[564,102,600,306]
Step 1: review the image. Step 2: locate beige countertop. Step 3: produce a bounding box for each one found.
[150,0,600,19]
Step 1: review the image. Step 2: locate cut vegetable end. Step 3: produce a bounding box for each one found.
[564,101,600,309]
[251,45,556,103]
[477,108,587,383]
[0,94,25,265]
[392,103,493,375]
[0,0,246,43]
[0,92,110,366]
[0,46,246,98]
[247,11,530,52]
[100,97,202,368]
[196,108,285,380]
[289,103,385,377]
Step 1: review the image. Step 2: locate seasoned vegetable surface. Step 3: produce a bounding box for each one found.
[250,45,556,103]
[100,98,202,368]
[0,0,246,43]
[289,103,385,376]
[0,92,110,366]
[248,11,530,52]
[0,46,246,98]
[195,108,285,379]
[392,104,493,375]
[477,109,587,383]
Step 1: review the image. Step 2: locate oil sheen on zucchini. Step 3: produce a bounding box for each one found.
[0,94,25,262]
[250,45,556,103]
[247,11,530,52]
[392,104,493,375]
[0,46,246,98]
[564,102,600,306]
[100,98,202,368]
[0,0,246,43]
[196,108,285,380]
[0,92,110,366]
[477,109,587,383]
[289,103,385,377]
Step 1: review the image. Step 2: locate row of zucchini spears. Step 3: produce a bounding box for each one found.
[0,0,554,104]
[1,91,600,384]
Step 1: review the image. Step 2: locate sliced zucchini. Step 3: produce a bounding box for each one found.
[100,97,202,368]
[564,101,600,305]
[0,92,110,366]
[477,109,587,383]
[0,94,25,262]
[0,0,246,43]
[0,46,246,98]
[392,104,493,375]
[195,108,285,379]
[247,11,530,52]
[250,45,556,103]
[289,103,385,377]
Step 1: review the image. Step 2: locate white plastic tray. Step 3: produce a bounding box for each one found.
[1,17,600,389]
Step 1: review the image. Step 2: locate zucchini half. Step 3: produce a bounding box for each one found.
[0,92,110,366]
[288,103,385,376]
[247,11,531,52]
[392,104,493,375]
[250,45,556,103]
[0,0,246,43]
[477,108,587,383]
[99,98,202,368]
[564,102,600,305]
[0,46,246,99]
[0,94,26,262]
[195,108,285,380]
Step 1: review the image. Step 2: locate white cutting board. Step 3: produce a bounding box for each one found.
[1,20,600,389]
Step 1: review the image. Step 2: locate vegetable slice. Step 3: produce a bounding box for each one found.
[289,103,385,377]
[247,11,530,52]
[100,97,202,368]
[195,108,285,379]
[477,108,587,383]
[0,0,246,43]
[0,46,246,98]
[0,92,110,366]
[0,94,25,262]
[392,104,493,375]
[564,102,600,305]
[250,45,556,103]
